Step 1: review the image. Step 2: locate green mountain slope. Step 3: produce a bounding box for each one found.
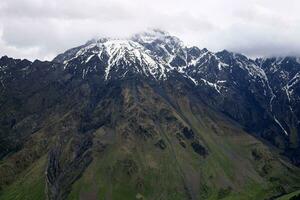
[1,79,299,200]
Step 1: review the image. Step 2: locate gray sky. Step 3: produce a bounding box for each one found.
[0,0,300,61]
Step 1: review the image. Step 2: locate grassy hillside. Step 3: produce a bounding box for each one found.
[0,81,299,200]
[0,156,46,200]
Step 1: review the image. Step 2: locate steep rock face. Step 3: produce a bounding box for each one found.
[0,56,65,159]
[185,50,272,129]
[257,57,300,164]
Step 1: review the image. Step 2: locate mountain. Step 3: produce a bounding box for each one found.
[0,30,299,200]
[52,30,300,163]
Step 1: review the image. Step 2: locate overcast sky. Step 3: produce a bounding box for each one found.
[0,0,300,61]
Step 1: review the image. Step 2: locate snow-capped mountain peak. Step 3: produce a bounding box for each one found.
[53,30,282,95]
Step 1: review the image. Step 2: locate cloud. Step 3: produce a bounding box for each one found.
[0,0,300,60]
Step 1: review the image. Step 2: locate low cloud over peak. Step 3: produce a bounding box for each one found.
[0,0,300,60]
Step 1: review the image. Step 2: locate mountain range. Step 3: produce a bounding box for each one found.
[0,29,299,200]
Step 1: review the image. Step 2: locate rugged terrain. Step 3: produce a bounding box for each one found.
[0,30,299,199]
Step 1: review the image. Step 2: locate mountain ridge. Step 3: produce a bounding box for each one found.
[0,30,300,200]
[1,30,299,156]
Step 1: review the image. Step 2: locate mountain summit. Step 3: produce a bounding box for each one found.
[51,30,300,145]
[53,30,268,84]
[53,29,187,80]
[0,30,300,200]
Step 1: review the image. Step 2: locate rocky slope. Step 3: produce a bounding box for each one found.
[51,30,300,164]
[0,30,299,200]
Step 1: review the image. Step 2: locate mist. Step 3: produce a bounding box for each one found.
[0,0,300,60]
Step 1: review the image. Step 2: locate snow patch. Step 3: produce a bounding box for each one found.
[85,55,95,63]
[273,116,289,136]
[200,78,222,93]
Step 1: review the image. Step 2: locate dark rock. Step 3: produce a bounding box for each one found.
[137,125,153,139]
[217,187,232,199]
[176,133,187,148]
[182,127,195,140]
[46,135,93,200]
[290,193,300,200]
[191,141,208,157]
[155,139,167,150]
[179,140,187,148]
[251,149,262,161]
[94,141,107,152]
